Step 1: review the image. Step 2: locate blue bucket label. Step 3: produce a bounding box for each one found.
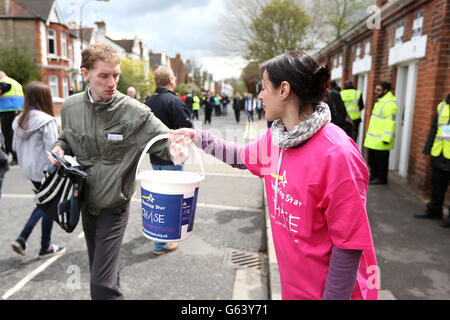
[141,187,199,240]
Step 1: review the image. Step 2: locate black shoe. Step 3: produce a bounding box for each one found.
[440,217,450,228]
[9,159,18,166]
[369,179,387,185]
[414,211,442,219]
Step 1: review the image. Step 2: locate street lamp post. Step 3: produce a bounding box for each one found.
[80,0,109,89]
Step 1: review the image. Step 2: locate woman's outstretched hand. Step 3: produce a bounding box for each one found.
[169,128,196,166]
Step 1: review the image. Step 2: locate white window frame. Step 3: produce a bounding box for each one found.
[355,43,361,61]
[412,11,424,39]
[68,42,73,63]
[49,75,59,97]
[62,77,69,98]
[395,21,404,47]
[365,39,371,57]
[60,32,67,58]
[48,29,57,55]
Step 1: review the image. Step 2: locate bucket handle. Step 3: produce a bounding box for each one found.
[135,133,205,181]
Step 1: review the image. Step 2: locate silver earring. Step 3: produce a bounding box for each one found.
[281,97,285,101]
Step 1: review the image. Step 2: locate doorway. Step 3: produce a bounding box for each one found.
[389,62,418,177]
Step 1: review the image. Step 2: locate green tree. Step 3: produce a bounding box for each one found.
[246,0,310,61]
[117,58,155,102]
[313,0,373,40]
[0,46,42,86]
[240,61,260,95]
[225,77,247,96]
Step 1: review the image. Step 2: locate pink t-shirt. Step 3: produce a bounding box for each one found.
[241,123,379,300]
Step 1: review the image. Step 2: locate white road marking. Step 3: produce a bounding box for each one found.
[2,253,64,300]
[3,194,263,213]
[2,191,261,299]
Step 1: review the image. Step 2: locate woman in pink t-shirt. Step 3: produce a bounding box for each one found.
[170,50,379,300]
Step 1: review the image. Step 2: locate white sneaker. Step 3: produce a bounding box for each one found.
[38,244,66,259]
[12,240,26,256]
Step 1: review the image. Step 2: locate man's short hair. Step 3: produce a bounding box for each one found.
[344,80,354,90]
[81,43,120,70]
[378,82,391,92]
[154,67,174,87]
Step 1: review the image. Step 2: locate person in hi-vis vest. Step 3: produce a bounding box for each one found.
[363,82,398,185]
[341,80,365,142]
[415,94,450,228]
[0,71,24,166]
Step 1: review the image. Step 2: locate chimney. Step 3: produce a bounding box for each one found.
[95,21,106,36]
[376,0,389,7]
[1,0,10,15]
[67,21,78,29]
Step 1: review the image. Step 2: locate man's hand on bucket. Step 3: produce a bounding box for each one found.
[169,129,195,166]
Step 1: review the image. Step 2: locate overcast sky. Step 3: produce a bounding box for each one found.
[57,0,247,80]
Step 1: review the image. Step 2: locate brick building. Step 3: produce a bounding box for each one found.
[314,0,450,197]
[170,53,188,85]
[0,0,77,112]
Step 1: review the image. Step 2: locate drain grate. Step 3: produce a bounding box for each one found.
[223,248,263,270]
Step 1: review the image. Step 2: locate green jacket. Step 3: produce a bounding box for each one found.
[54,90,172,215]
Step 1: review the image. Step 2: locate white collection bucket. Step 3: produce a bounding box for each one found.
[135,134,205,242]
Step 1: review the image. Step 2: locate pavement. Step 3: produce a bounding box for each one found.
[1,107,449,300]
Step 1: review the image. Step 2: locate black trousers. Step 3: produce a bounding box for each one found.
[426,166,450,216]
[234,109,240,123]
[367,149,390,183]
[204,107,212,124]
[82,202,130,300]
[353,118,361,143]
[0,111,18,160]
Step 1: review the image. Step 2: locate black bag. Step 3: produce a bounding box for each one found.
[34,152,87,233]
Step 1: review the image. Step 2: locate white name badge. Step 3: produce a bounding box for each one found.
[108,134,124,141]
[442,125,450,138]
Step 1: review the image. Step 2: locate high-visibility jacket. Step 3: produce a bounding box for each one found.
[0,76,24,112]
[341,89,362,120]
[193,96,200,111]
[364,91,398,151]
[431,100,450,159]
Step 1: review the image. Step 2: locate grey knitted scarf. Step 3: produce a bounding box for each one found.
[271,102,331,149]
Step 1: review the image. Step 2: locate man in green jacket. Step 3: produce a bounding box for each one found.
[364,82,398,185]
[50,43,184,299]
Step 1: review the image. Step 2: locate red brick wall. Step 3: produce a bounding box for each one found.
[316,0,450,197]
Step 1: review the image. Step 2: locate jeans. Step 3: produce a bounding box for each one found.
[151,163,184,251]
[17,181,54,252]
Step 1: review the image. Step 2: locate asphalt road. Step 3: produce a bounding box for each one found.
[0,106,270,300]
[2,105,449,301]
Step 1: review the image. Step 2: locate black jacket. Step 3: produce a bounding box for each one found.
[326,89,351,125]
[144,87,193,165]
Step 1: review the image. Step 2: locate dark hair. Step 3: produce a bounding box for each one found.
[259,50,330,107]
[344,80,355,90]
[18,81,54,130]
[446,93,450,105]
[378,82,391,92]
